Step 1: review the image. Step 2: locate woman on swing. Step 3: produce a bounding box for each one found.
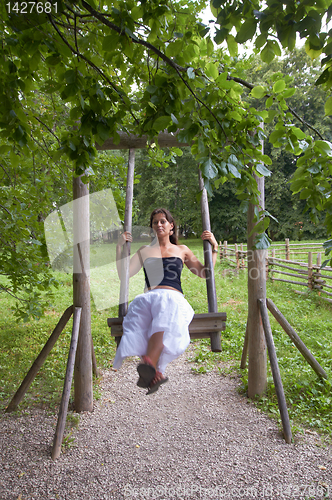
[113,208,218,394]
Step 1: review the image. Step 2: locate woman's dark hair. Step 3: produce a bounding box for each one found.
[150,208,178,245]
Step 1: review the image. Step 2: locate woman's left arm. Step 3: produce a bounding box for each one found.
[183,231,219,278]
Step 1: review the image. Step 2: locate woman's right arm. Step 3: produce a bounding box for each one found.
[116,231,145,279]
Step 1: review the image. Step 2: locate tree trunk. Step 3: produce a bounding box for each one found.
[247,172,267,398]
[73,176,93,412]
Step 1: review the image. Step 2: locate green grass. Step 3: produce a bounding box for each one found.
[0,238,331,441]
[0,271,117,414]
[188,238,332,440]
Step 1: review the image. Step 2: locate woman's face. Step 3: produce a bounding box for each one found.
[152,213,174,237]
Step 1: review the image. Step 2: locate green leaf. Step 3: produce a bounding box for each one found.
[256,163,272,176]
[255,33,267,50]
[97,123,110,142]
[299,188,312,199]
[269,129,285,144]
[146,85,158,94]
[197,137,205,154]
[45,55,62,66]
[166,40,183,57]
[292,127,306,140]
[254,231,271,249]
[214,28,228,45]
[229,110,242,121]
[325,97,332,116]
[261,41,276,64]
[201,158,218,179]
[171,113,178,125]
[305,38,322,60]
[273,79,286,93]
[68,140,76,151]
[323,239,332,251]
[315,140,332,156]
[227,162,241,178]
[291,178,307,194]
[30,238,42,246]
[226,35,238,57]
[250,86,266,99]
[266,96,274,107]
[10,151,20,168]
[205,62,219,80]
[315,68,330,86]
[235,19,257,44]
[64,69,77,85]
[153,116,171,131]
[171,147,183,156]
[0,145,11,155]
[283,88,296,98]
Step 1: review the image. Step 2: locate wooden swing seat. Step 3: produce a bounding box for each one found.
[107,312,226,339]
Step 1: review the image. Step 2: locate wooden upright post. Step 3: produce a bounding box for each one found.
[73,176,93,412]
[118,149,135,320]
[308,251,313,290]
[247,134,267,397]
[198,169,221,352]
[224,241,228,259]
[235,243,240,271]
[285,238,290,260]
[240,243,245,268]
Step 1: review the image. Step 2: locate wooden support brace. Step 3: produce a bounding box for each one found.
[258,299,292,444]
[6,306,74,413]
[266,298,328,379]
[240,322,249,369]
[52,307,82,461]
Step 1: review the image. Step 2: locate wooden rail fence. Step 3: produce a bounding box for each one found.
[220,240,332,303]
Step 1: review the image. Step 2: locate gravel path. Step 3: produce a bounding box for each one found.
[1,346,331,500]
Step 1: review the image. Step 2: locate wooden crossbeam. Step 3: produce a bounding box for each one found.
[107,312,226,340]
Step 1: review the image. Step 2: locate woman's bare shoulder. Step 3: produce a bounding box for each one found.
[177,244,192,258]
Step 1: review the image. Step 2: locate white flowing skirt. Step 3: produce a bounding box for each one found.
[112,289,194,374]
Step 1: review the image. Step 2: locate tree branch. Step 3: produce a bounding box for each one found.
[31,136,53,159]
[0,162,12,183]
[48,14,139,125]
[66,2,226,138]
[33,117,60,144]
[173,67,227,139]
[0,284,30,304]
[229,76,325,140]
[78,1,187,74]
[0,204,12,216]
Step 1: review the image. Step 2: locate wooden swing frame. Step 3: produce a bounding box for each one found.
[106,147,226,352]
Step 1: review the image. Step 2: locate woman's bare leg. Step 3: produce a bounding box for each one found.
[146,331,164,368]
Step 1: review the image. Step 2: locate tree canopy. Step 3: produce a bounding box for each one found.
[1,0,332,316]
